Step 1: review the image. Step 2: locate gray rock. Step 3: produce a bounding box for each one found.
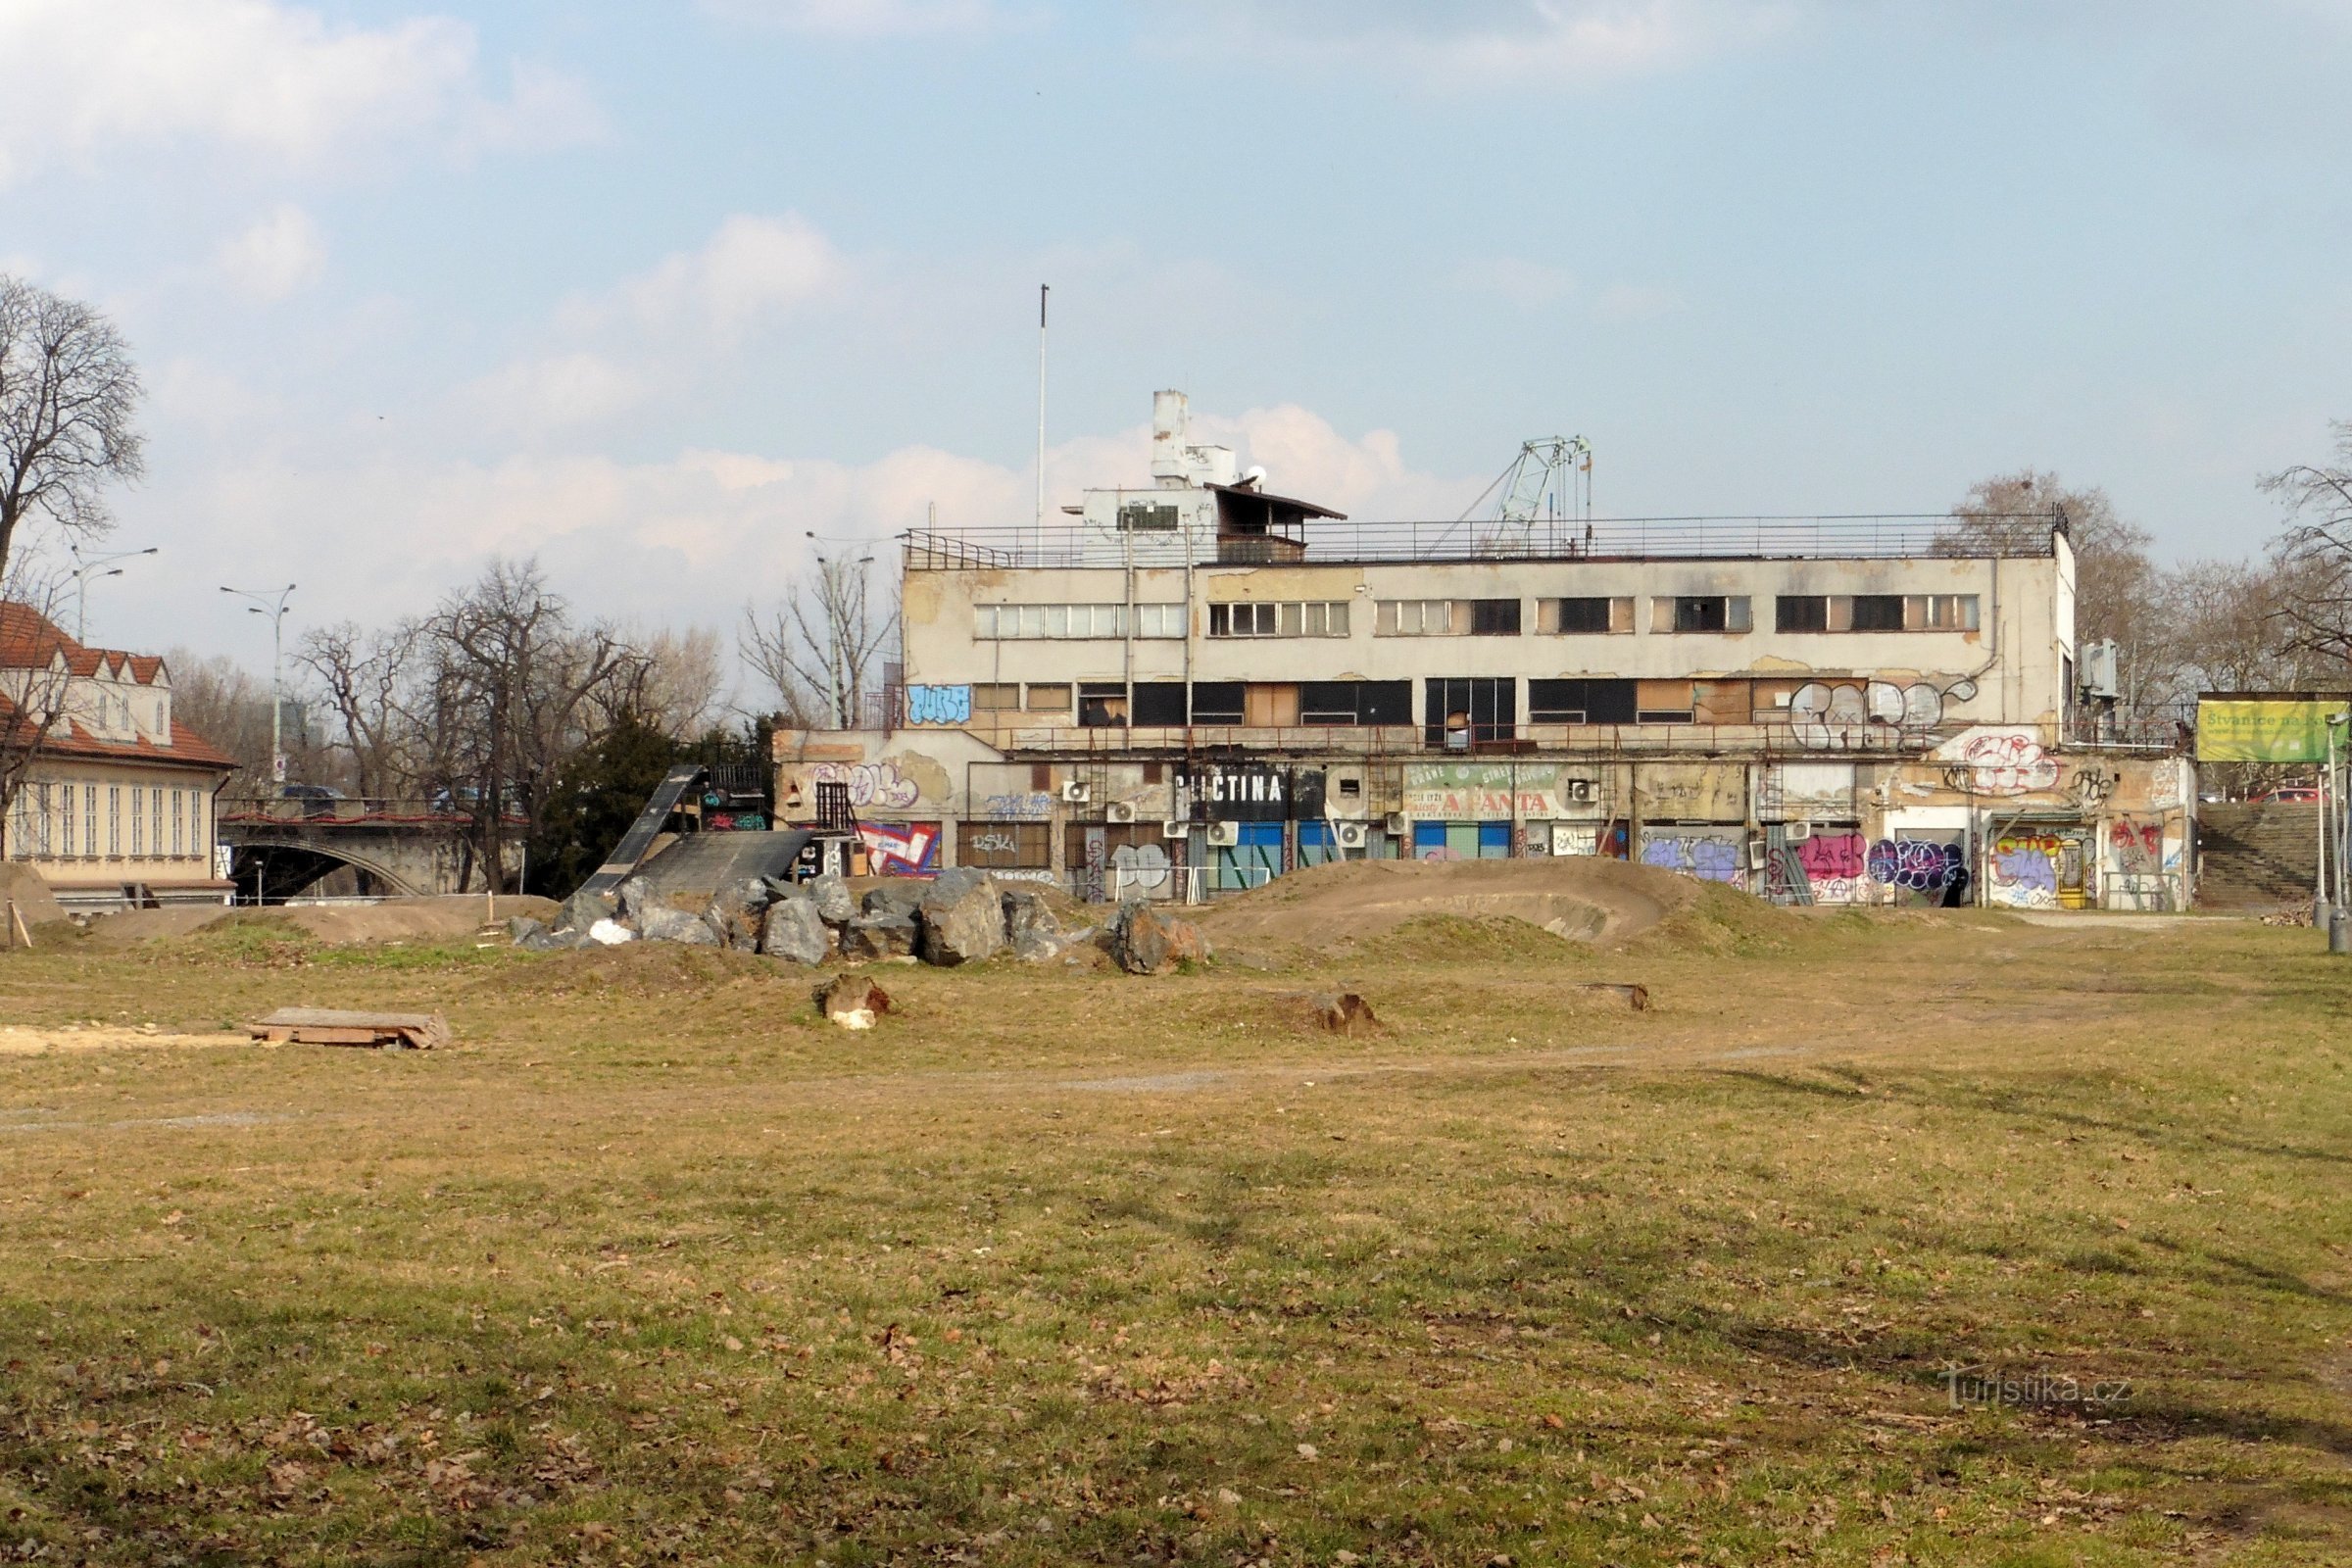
[507,914,547,944]
[1001,887,1060,945]
[615,877,653,925]
[918,867,1005,966]
[705,878,773,953]
[760,896,832,964]
[1108,902,1210,975]
[808,872,857,926]
[556,888,613,935]
[639,903,718,945]
[860,881,925,919]
[839,911,918,960]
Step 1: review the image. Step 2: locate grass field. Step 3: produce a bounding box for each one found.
[1,903,2347,1565]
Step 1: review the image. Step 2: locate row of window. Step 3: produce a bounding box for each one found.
[6,782,212,862]
[951,676,1907,732]
[977,594,1980,641]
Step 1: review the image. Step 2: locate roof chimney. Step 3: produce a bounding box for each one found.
[1151,390,1189,483]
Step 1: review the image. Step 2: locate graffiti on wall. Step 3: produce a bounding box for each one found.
[1401,763,1600,819]
[1795,830,1868,904]
[1923,727,2063,797]
[1640,829,1746,889]
[2105,818,2176,912]
[979,792,1054,819]
[1111,841,1173,898]
[1869,837,1964,895]
[1987,830,2067,908]
[1791,679,1974,751]
[1634,762,1746,822]
[858,821,939,874]
[905,684,973,726]
[809,760,921,810]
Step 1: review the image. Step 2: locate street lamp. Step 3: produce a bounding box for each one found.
[68,545,158,641]
[220,583,296,790]
[2329,712,2349,956]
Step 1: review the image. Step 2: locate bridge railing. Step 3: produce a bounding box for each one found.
[218,797,519,827]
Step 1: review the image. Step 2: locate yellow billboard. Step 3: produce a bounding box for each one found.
[2195,700,2346,763]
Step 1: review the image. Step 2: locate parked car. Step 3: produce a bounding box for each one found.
[280,782,345,820]
[2254,786,2321,804]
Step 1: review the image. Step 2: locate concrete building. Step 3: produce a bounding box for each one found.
[0,606,236,911]
[775,393,2189,911]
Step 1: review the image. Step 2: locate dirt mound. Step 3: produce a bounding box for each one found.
[76,896,557,949]
[0,864,66,928]
[1193,856,1764,953]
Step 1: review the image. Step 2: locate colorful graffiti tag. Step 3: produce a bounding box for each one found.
[905,684,973,725]
[810,760,920,810]
[1868,837,1963,895]
[1640,831,1745,888]
[1936,728,2062,796]
[1794,830,1868,903]
[857,820,939,875]
[1987,829,2066,908]
[1790,679,1973,751]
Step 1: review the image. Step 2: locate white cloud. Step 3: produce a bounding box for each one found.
[0,0,602,184]
[216,205,326,300]
[1593,282,1686,321]
[1156,0,1800,89]
[461,352,645,436]
[1455,256,1576,308]
[699,0,1011,38]
[569,213,845,346]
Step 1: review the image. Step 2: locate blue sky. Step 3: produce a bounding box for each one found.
[6,0,2350,670]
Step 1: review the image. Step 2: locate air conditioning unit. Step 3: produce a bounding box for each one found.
[1334,821,1368,850]
[1203,821,1240,848]
[1105,801,1137,823]
[1747,837,1768,869]
[1060,780,1091,804]
[1161,820,1191,839]
[1787,820,1813,842]
[1383,812,1410,837]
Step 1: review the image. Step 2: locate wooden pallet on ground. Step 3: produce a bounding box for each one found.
[246,1008,450,1051]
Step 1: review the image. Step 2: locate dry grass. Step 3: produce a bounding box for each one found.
[1,906,2348,1565]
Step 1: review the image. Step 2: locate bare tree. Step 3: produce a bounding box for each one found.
[1946,469,2179,710]
[741,554,895,729]
[595,624,725,740]
[0,565,81,843]
[2261,421,2352,672]
[0,276,145,583]
[294,619,425,800]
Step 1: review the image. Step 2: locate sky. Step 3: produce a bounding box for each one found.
[6,0,2351,682]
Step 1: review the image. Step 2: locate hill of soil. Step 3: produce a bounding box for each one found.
[1192,856,1791,955]
[70,896,558,949]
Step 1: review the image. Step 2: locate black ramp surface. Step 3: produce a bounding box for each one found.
[576,765,704,898]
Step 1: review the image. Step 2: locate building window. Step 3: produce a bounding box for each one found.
[1529,678,1638,725]
[1468,599,1522,635]
[1375,599,1453,635]
[84,785,97,858]
[151,788,163,858]
[1539,597,1631,634]
[970,683,1022,711]
[172,790,184,857]
[1776,595,1830,633]
[1424,677,1516,748]
[1206,601,1348,638]
[1132,682,1189,726]
[1024,683,1071,713]
[1911,593,1981,630]
[59,784,73,858]
[1117,501,1180,531]
[1190,682,1245,725]
[1298,680,1412,726]
[1078,682,1128,727]
[1657,596,1752,633]
[107,786,121,857]
[976,603,1183,640]
[130,789,143,857]
[957,820,1051,870]
[1850,594,1905,632]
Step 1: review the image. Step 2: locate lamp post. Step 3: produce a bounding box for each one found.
[68,545,158,642]
[2330,713,2349,955]
[220,584,296,790]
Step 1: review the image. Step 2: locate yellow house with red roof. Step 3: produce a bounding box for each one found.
[0,605,237,911]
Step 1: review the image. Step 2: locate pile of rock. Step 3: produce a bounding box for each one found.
[510,867,1161,969]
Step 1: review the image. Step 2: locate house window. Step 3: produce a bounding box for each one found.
[1298,680,1411,726]
[1468,599,1522,635]
[957,820,1051,870]
[151,789,163,858]
[1539,597,1629,634]
[130,789,143,857]
[59,785,73,858]
[1850,594,1905,632]
[1664,595,1751,633]
[1776,595,1830,633]
[1206,601,1348,638]
[1424,677,1516,748]
[1078,682,1128,728]
[1529,678,1638,725]
[970,683,1022,711]
[1190,682,1246,725]
[172,790,184,857]
[1375,599,1454,635]
[107,786,121,857]
[84,786,97,858]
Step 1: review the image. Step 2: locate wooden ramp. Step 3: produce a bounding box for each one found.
[246,1008,450,1051]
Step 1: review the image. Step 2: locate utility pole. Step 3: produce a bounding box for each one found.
[1037,284,1049,550]
[220,583,297,789]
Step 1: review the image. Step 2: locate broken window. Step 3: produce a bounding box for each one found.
[1078,682,1128,728]
[1850,595,1905,632]
[1776,595,1829,633]
[1540,596,1628,634]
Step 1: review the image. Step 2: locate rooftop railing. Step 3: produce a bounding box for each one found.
[902,514,2063,570]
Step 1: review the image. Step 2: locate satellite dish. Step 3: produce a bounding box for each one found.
[1240,465,1268,489]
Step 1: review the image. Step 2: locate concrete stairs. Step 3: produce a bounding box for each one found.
[2196,803,2322,910]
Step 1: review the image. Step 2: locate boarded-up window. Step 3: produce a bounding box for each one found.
[971,683,1021,710]
[958,820,1051,870]
[1191,682,1245,724]
[1692,680,1751,724]
[1244,684,1299,727]
[1025,683,1071,712]
[1637,678,1695,723]
[1132,682,1188,726]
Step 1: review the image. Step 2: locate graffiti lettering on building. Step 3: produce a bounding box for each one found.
[1793,829,1867,903]
[979,792,1054,819]
[905,684,973,726]
[810,760,920,810]
[1791,679,1969,751]
[1641,831,1745,888]
[857,820,938,875]
[1110,841,1172,898]
[1869,837,1961,893]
